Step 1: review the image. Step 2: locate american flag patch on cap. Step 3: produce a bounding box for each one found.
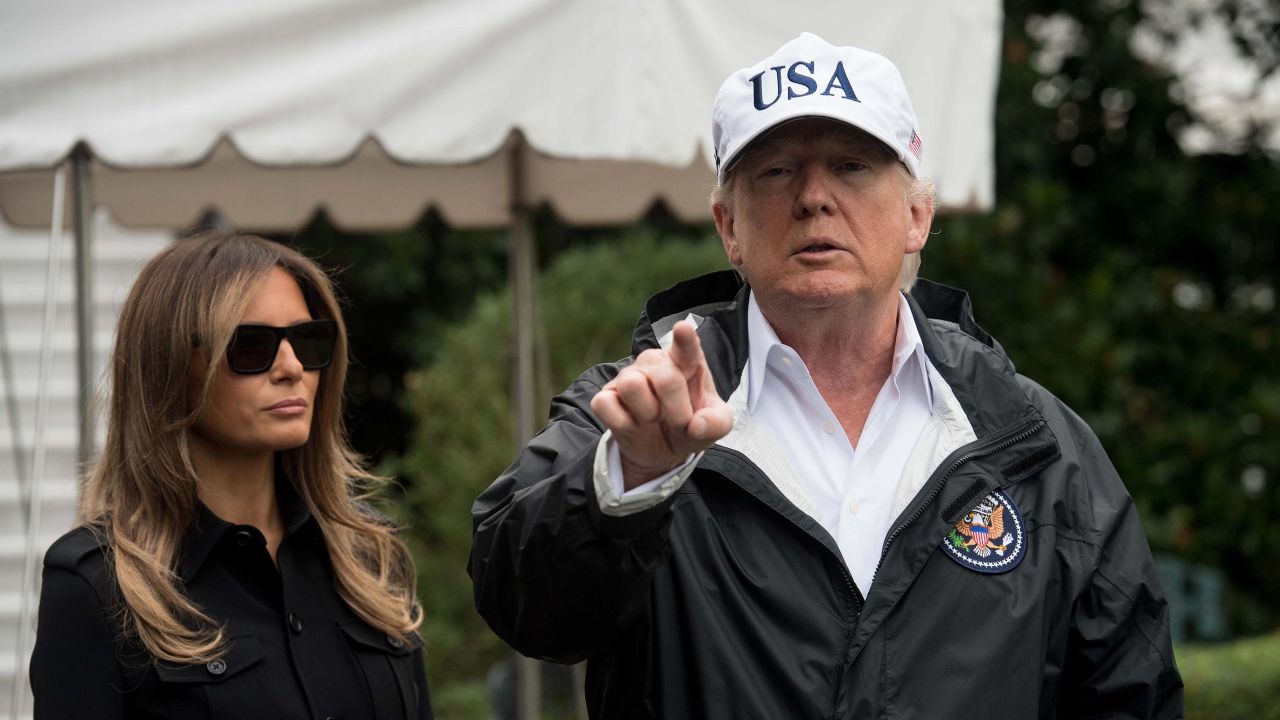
[908,129,922,160]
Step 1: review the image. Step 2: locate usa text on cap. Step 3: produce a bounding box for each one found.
[712,32,924,184]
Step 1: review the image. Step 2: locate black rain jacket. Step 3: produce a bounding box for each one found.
[470,271,1183,719]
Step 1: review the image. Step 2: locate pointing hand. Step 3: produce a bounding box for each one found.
[590,320,734,490]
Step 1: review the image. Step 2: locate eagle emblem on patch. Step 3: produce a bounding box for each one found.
[942,490,1026,574]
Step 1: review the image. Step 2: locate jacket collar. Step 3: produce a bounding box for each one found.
[632,270,1041,439]
[177,470,313,582]
[631,270,751,403]
[904,279,1042,437]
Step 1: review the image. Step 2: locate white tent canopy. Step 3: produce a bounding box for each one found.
[0,0,1002,230]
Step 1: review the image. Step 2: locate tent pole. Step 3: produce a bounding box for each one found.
[0,229,28,518]
[11,162,69,720]
[72,144,95,468]
[507,131,542,720]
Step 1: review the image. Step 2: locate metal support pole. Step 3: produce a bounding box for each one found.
[0,243,28,527]
[11,162,68,720]
[72,145,95,468]
[507,132,542,720]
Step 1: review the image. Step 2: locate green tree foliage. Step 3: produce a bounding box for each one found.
[393,233,728,699]
[279,210,508,460]
[926,0,1280,631]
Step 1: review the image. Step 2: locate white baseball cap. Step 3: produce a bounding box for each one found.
[712,32,924,184]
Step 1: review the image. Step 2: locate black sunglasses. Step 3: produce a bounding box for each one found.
[225,320,337,375]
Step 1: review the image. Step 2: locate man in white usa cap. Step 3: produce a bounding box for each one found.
[471,33,1182,718]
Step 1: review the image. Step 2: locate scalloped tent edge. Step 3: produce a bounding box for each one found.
[0,134,722,232]
[0,0,1002,230]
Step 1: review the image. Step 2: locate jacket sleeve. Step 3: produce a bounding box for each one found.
[30,565,125,720]
[468,367,680,663]
[1057,421,1184,719]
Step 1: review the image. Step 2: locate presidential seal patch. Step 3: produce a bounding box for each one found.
[942,490,1027,574]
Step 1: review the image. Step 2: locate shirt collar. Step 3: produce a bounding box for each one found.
[892,291,934,411]
[177,469,313,582]
[745,293,791,413]
[745,290,933,414]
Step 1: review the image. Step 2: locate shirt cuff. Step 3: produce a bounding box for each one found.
[593,430,702,517]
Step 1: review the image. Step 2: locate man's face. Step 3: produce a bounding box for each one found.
[713,118,932,313]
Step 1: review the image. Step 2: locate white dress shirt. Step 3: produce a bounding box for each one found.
[594,291,943,595]
[740,292,933,593]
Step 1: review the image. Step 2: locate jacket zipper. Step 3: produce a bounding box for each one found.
[706,448,863,720]
[741,475,862,719]
[872,417,1047,584]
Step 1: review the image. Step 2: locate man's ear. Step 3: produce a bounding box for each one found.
[713,202,743,267]
[905,192,934,254]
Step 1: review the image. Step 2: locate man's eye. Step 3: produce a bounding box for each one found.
[838,161,870,173]
[760,166,789,178]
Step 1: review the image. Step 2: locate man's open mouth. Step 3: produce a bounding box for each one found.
[798,243,836,254]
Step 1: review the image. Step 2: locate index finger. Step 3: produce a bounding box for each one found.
[668,320,707,378]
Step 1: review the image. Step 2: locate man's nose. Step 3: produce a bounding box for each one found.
[794,164,835,217]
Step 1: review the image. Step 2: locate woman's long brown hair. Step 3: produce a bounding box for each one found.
[78,230,421,664]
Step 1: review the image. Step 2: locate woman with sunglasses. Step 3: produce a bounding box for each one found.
[30,231,433,720]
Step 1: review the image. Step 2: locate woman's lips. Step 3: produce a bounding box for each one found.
[265,398,308,415]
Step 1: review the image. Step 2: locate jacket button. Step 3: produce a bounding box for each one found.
[288,612,304,634]
[207,659,227,675]
[231,528,256,547]
[386,634,404,649]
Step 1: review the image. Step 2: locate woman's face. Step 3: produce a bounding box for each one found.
[189,267,322,458]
